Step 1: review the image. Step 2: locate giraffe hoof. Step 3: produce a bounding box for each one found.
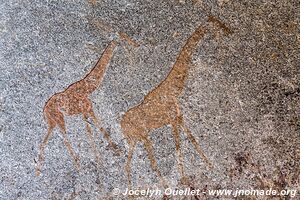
[35,168,41,176]
[128,195,135,200]
[162,194,170,200]
[180,176,190,185]
[74,157,81,171]
[207,162,214,170]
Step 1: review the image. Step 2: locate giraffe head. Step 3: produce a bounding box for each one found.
[207,15,233,38]
[91,18,140,48]
[117,32,140,48]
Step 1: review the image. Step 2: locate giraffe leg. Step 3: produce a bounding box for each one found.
[83,114,101,166]
[88,109,121,154]
[36,124,55,176]
[56,113,80,171]
[125,140,136,190]
[171,98,189,180]
[171,123,185,178]
[179,118,213,169]
[142,137,167,188]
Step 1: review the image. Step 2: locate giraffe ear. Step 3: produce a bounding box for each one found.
[106,32,119,43]
[119,111,125,118]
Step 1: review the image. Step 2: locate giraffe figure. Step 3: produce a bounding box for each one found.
[121,17,232,189]
[36,41,118,176]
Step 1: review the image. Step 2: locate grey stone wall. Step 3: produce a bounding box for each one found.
[1,0,299,199]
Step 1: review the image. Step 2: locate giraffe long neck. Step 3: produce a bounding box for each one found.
[154,26,206,97]
[83,41,117,94]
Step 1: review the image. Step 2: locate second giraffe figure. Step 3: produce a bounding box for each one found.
[121,19,231,189]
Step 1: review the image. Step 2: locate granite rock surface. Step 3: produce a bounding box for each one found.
[0,0,299,199]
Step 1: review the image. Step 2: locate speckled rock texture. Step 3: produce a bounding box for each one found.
[1,0,299,199]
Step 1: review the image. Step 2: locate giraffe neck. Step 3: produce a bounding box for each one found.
[153,26,206,97]
[82,41,117,94]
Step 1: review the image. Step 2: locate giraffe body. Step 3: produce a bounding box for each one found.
[122,96,178,141]
[122,26,207,137]
[36,41,118,176]
[121,18,232,190]
[121,26,211,189]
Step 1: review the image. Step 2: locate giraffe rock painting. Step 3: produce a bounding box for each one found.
[121,17,232,189]
[36,41,118,176]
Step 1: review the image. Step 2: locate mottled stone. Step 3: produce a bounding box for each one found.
[1,0,299,199]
